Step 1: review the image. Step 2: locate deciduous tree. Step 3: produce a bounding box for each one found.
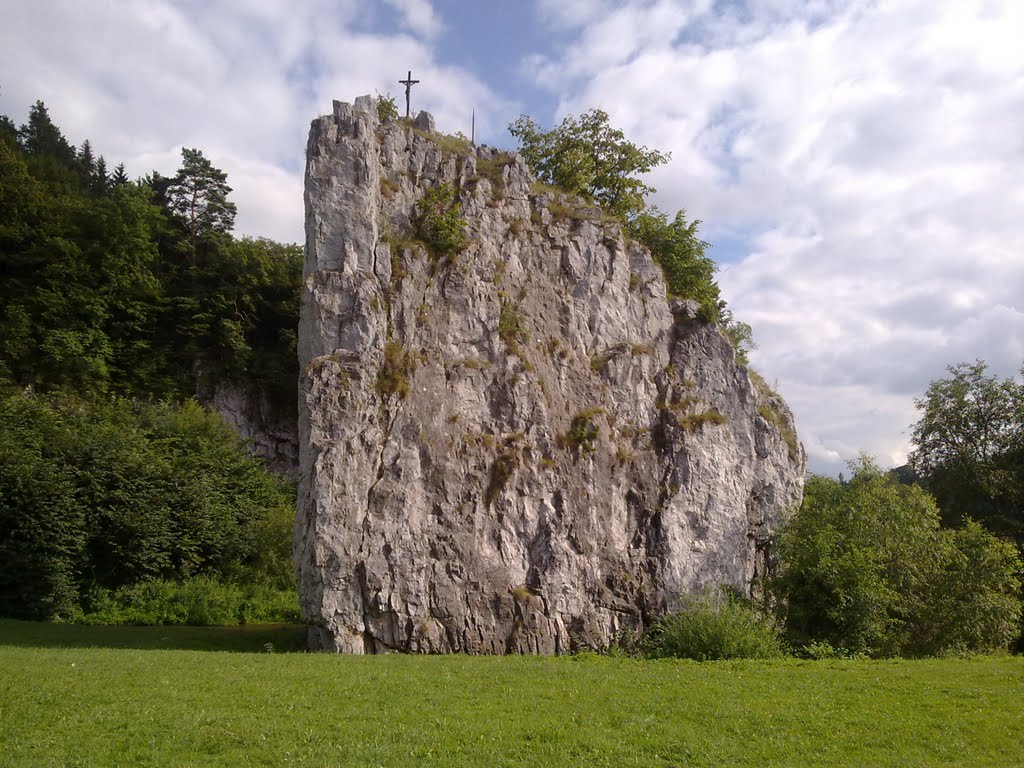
[770,457,1022,657]
[509,109,669,222]
[909,361,1024,540]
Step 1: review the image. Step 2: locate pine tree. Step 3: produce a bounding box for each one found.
[93,156,109,196]
[111,162,130,186]
[0,115,17,148]
[165,148,237,261]
[78,139,95,177]
[19,101,75,161]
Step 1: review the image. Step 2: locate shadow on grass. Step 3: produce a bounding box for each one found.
[0,619,308,653]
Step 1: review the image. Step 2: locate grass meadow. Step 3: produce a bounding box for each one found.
[1,619,1022,767]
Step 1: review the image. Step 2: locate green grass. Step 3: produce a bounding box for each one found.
[2,620,1023,767]
[0,619,306,652]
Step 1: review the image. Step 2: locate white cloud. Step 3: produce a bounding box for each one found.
[0,0,502,244]
[525,0,1024,473]
[381,0,444,38]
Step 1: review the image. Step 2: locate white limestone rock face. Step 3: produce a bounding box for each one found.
[297,96,805,653]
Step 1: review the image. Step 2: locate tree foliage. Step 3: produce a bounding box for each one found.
[909,361,1024,541]
[770,457,1022,657]
[0,102,301,407]
[509,109,668,223]
[509,109,727,323]
[641,588,785,660]
[629,206,720,319]
[376,93,399,123]
[415,182,467,260]
[164,147,238,260]
[0,392,296,620]
[0,100,302,623]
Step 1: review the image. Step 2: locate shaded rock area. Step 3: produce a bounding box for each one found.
[297,96,805,653]
[197,379,299,479]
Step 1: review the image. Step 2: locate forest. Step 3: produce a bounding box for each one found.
[0,101,301,624]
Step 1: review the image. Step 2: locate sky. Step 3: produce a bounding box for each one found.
[2,0,1022,475]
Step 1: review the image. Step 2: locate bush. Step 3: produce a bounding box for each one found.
[73,577,301,626]
[771,457,1023,657]
[560,409,601,454]
[641,588,785,661]
[628,207,720,321]
[0,395,85,619]
[498,302,529,353]
[0,391,297,621]
[376,93,398,123]
[415,182,466,261]
[376,341,413,400]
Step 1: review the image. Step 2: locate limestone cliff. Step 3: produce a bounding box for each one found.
[297,96,805,653]
[196,379,298,479]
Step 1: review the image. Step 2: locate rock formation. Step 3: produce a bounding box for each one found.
[297,96,805,653]
[197,379,299,479]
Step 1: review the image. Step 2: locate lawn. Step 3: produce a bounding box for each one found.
[1,619,1022,767]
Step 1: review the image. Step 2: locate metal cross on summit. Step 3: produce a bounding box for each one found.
[398,70,420,118]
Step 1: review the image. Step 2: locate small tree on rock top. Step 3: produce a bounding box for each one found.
[509,109,669,223]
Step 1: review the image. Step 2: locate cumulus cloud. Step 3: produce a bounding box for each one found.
[0,0,501,244]
[381,0,444,38]
[525,0,1024,473]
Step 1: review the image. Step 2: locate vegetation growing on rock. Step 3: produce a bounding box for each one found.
[415,182,467,262]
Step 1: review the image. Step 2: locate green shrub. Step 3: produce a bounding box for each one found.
[0,395,84,619]
[641,588,785,661]
[415,182,467,261]
[770,457,1023,657]
[628,207,720,321]
[677,408,727,432]
[498,302,529,353]
[376,93,398,123]
[0,391,297,621]
[485,449,520,508]
[560,409,602,454]
[376,341,413,400]
[73,577,300,626]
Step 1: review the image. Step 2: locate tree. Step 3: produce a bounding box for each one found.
[719,308,756,364]
[93,156,109,196]
[77,139,95,177]
[164,147,237,260]
[0,133,166,394]
[770,457,1022,657]
[0,115,17,148]
[509,110,731,325]
[909,361,1024,541]
[17,101,79,190]
[18,101,75,161]
[111,162,130,186]
[0,391,296,620]
[629,206,720,319]
[509,109,669,222]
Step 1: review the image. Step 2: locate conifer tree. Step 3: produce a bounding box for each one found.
[77,139,95,177]
[0,115,17,147]
[165,147,237,260]
[19,101,74,161]
[93,156,109,196]
[111,162,130,186]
